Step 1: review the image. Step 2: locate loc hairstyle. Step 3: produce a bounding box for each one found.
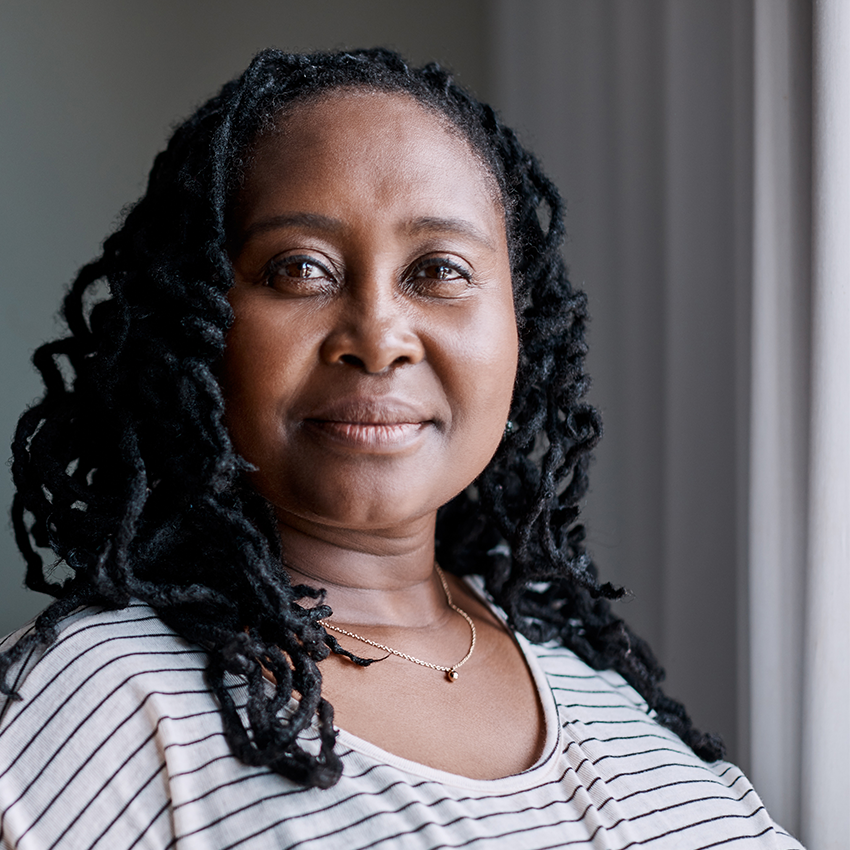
[1,47,723,788]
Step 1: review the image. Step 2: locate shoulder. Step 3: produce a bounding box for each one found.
[0,601,217,762]
[523,640,803,848]
[461,577,803,848]
[0,603,217,848]
[1,601,209,724]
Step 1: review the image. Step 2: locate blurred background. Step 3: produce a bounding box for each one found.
[2,2,845,843]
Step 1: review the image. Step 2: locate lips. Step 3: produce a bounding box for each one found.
[300,397,434,451]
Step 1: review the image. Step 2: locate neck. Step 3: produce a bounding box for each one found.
[277,511,446,628]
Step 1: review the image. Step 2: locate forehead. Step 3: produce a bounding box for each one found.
[232,90,504,233]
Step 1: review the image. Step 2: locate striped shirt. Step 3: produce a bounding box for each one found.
[0,592,802,849]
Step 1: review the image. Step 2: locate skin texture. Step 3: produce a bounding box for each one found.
[223,92,544,779]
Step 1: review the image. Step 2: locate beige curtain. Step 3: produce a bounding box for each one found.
[749,0,809,832]
[801,2,850,847]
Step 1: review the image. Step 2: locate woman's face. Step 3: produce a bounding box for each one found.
[222,90,518,534]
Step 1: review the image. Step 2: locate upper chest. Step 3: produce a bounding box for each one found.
[317,612,547,780]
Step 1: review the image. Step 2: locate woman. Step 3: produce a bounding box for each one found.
[0,49,801,848]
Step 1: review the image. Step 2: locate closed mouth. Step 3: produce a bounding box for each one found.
[301,398,434,451]
[303,419,427,450]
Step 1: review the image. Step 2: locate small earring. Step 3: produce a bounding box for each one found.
[504,420,516,438]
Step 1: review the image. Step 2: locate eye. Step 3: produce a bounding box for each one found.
[264,255,336,293]
[406,258,473,297]
[412,260,467,281]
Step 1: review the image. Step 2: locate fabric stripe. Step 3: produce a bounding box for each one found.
[0,599,803,850]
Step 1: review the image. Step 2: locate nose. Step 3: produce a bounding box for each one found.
[319,280,425,374]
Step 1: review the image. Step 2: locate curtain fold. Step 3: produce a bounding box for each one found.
[749,0,810,833]
[801,2,850,846]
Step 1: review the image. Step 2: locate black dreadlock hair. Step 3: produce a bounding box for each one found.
[1,47,723,789]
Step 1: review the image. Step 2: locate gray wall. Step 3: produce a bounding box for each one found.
[0,0,491,631]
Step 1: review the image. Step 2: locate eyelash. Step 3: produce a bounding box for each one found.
[264,255,334,285]
[408,257,472,284]
[262,255,473,293]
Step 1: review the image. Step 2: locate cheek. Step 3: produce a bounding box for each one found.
[446,300,519,452]
[219,302,302,462]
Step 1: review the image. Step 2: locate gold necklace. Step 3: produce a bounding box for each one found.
[320,565,476,682]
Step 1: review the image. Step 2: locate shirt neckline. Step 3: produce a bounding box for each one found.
[332,576,564,792]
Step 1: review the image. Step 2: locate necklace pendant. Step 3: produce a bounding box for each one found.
[446,669,459,682]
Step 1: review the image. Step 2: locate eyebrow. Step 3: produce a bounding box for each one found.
[402,217,496,251]
[235,213,496,252]
[236,212,343,249]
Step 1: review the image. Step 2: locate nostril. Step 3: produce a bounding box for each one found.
[338,352,411,374]
[339,354,365,368]
[323,320,425,373]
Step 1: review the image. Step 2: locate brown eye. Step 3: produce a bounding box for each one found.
[405,258,474,300]
[264,255,336,293]
[272,259,328,280]
[412,262,467,282]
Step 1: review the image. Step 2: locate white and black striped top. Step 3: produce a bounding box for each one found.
[0,590,802,850]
